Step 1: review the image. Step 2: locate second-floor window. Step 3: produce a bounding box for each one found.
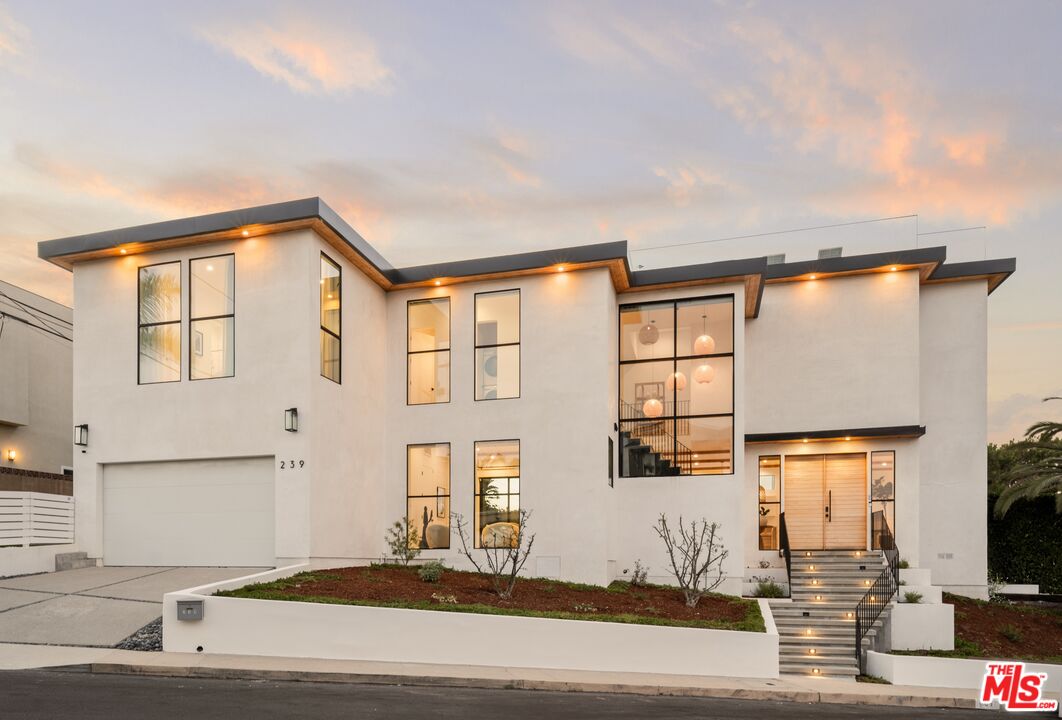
[320,254,341,383]
[138,261,181,384]
[190,254,235,380]
[475,289,520,400]
[407,298,450,404]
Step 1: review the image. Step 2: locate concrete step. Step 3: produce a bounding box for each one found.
[780,663,859,678]
[55,552,96,571]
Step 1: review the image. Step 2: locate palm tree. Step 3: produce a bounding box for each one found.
[994,397,1062,516]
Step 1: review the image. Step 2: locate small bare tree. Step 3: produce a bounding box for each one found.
[452,510,536,599]
[385,517,421,566]
[653,514,728,608]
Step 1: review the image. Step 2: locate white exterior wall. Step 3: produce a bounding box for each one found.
[609,282,746,594]
[72,230,320,563]
[385,268,615,585]
[918,281,989,596]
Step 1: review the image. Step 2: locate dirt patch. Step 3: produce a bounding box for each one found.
[947,594,1062,663]
[218,565,763,632]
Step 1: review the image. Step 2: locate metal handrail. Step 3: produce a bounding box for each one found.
[618,401,695,474]
[854,516,900,671]
[779,511,792,596]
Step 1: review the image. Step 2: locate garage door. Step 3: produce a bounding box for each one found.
[103,457,275,566]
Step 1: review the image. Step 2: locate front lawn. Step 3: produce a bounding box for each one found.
[216,565,765,633]
[894,593,1062,664]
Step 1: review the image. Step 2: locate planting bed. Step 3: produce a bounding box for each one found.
[217,564,764,632]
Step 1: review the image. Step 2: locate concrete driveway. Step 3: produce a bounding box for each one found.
[0,567,261,647]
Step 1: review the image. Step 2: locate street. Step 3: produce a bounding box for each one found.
[0,670,1009,719]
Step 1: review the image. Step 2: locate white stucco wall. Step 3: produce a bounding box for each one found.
[746,271,921,433]
[918,281,989,597]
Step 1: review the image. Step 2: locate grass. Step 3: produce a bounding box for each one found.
[216,572,766,634]
[856,674,891,684]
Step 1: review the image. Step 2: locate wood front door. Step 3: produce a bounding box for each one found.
[784,453,867,550]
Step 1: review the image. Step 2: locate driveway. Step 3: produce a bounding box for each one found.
[0,567,261,647]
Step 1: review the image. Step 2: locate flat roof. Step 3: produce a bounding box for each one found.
[37,197,1015,314]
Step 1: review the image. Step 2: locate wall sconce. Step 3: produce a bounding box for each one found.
[5,449,15,462]
[284,408,298,433]
[74,424,89,447]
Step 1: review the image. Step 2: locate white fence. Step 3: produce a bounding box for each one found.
[0,491,75,547]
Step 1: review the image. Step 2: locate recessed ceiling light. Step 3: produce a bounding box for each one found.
[119,248,127,254]
[206,265,214,272]
[241,230,250,237]
[890,266,898,271]
[809,274,817,280]
[557,265,566,272]
[434,280,442,286]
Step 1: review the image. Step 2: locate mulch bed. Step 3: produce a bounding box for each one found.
[219,564,762,632]
[948,593,1062,662]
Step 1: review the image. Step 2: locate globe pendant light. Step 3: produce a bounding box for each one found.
[693,313,715,355]
[694,363,715,384]
[642,397,664,418]
[638,319,659,345]
[665,371,687,392]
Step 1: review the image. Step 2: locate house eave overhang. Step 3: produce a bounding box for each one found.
[923,257,1016,294]
[745,425,927,444]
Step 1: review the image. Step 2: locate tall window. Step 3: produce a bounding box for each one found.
[871,451,896,549]
[320,254,341,383]
[189,254,234,380]
[475,440,520,548]
[407,443,450,549]
[138,261,181,384]
[475,289,520,400]
[618,295,734,476]
[407,298,450,404]
[758,456,781,550]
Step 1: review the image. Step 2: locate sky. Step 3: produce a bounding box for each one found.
[0,0,1058,442]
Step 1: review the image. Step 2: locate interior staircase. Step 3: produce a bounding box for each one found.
[769,549,891,678]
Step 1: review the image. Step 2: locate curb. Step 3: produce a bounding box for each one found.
[52,662,978,709]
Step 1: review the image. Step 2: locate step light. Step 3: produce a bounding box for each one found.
[812,668,821,675]
[809,649,817,655]
[846,612,854,618]
[805,629,813,636]
[809,565,815,570]
[814,595,822,600]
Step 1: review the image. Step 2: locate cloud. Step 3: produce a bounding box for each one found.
[653,165,726,207]
[200,18,392,95]
[989,392,1062,444]
[0,4,29,66]
[548,6,696,72]
[471,126,542,188]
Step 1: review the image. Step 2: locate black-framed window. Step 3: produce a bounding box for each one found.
[138,261,181,384]
[320,254,341,383]
[189,254,234,380]
[758,456,781,550]
[608,437,615,487]
[618,295,734,476]
[407,443,450,549]
[871,450,896,549]
[475,289,519,400]
[407,298,450,404]
[474,439,520,548]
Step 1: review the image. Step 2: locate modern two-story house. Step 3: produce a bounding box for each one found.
[37,198,1014,598]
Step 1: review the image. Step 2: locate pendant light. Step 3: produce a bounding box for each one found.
[638,318,659,345]
[693,313,715,355]
[642,397,664,418]
[694,363,715,384]
[665,371,687,392]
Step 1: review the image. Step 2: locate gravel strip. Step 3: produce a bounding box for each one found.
[115,617,162,651]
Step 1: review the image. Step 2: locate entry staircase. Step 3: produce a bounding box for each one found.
[769,549,891,678]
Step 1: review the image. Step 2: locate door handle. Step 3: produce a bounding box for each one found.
[825,490,832,522]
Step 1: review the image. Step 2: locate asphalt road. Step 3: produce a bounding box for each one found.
[0,670,1006,719]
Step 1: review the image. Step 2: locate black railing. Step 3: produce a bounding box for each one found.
[779,511,792,597]
[854,516,900,671]
[618,401,695,474]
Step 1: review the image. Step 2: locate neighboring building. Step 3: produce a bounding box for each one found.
[0,280,73,482]
[36,198,1014,597]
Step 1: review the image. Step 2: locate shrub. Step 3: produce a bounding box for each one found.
[653,514,728,608]
[903,591,923,604]
[898,558,910,569]
[418,561,445,583]
[1000,624,1023,643]
[385,517,420,566]
[751,578,786,598]
[627,559,649,587]
[452,510,536,599]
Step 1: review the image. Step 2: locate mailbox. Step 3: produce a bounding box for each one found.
[176,600,204,621]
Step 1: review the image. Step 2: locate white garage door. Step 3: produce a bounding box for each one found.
[103,457,275,567]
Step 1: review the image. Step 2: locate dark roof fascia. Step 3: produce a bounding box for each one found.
[37,197,394,272]
[765,246,947,280]
[384,241,630,285]
[745,425,927,443]
[927,257,1016,293]
[628,256,768,289]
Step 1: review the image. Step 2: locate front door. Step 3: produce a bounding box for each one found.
[784,453,867,550]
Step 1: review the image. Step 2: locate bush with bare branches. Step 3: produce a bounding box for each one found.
[452,510,536,599]
[653,514,728,607]
[385,517,420,566]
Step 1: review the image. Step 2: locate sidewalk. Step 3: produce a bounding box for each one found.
[0,641,994,709]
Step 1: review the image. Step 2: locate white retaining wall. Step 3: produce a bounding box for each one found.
[0,543,77,578]
[867,651,1062,695]
[164,566,779,678]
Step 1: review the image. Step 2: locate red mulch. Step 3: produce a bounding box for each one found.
[948,594,1062,661]
[257,565,753,626]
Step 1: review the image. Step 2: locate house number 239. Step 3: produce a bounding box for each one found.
[280,460,305,470]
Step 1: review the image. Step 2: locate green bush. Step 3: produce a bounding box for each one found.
[988,495,1062,593]
[751,578,786,598]
[418,561,445,583]
[999,624,1023,643]
[903,591,922,604]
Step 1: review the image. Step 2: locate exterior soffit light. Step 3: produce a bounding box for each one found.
[5,449,15,462]
[73,424,89,447]
[556,265,566,272]
[119,248,127,254]
[284,408,299,433]
[890,266,898,271]
[809,274,817,280]
[434,280,442,286]
[242,230,250,237]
